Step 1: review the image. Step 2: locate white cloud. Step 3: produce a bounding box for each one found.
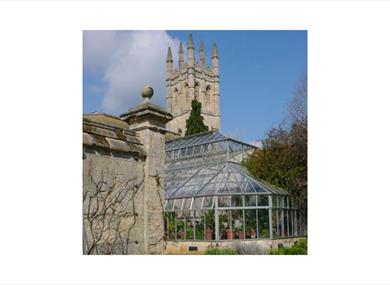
[83,31,181,115]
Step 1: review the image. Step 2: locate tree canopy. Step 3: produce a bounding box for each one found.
[185,100,209,136]
[243,75,307,211]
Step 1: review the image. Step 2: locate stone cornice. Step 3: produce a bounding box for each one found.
[120,102,172,124]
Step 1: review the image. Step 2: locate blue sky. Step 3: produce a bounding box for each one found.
[83,30,307,143]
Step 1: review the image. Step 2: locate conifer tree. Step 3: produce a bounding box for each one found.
[185,100,209,136]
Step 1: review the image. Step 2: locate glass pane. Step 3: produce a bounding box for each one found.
[177,218,185,240]
[192,197,203,210]
[218,196,230,208]
[283,210,288,237]
[203,196,214,209]
[194,145,201,155]
[174,199,183,210]
[166,199,174,211]
[182,198,192,210]
[231,209,244,239]
[166,212,176,240]
[186,216,194,240]
[204,210,215,240]
[218,210,231,240]
[272,209,279,238]
[245,209,257,239]
[245,195,256,207]
[186,147,194,156]
[258,195,269,206]
[195,212,205,240]
[272,196,278,208]
[231,195,243,207]
[258,209,270,238]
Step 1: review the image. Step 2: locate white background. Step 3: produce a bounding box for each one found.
[1,1,390,284]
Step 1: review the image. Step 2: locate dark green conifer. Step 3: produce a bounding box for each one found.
[185,100,209,136]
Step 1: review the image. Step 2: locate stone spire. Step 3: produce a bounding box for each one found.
[188,33,195,67]
[212,42,218,58]
[166,46,173,77]
[199,40,205,66]
[212,42,219,76]
[166,46,173,62]
[178,41,184,68]
[188,33,194,48]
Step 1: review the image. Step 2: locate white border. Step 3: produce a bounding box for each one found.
[1,1,390,284]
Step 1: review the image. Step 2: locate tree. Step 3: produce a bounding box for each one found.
[243,74,307,213]
[185,100,209,136]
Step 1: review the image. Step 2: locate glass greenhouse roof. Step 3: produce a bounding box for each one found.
[165,131,289,200]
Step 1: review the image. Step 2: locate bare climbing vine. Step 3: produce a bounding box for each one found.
[83,177,144,255]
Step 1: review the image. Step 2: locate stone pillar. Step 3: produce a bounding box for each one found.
[121,86,172,254]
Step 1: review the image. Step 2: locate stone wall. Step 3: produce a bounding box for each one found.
[83,148,146,254]
[82,92,172,255]
[166,237,306,255]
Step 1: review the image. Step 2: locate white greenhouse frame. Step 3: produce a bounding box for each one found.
[164,131,306,242]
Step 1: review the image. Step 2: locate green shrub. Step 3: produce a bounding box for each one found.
[204,247,236,255]
[269,239,307,255]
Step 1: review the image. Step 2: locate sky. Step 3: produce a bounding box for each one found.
[83,30,307,144]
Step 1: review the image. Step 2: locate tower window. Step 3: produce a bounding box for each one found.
[206,85,212,112]
[195,82,200,101]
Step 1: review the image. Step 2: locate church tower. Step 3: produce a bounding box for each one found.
[166,34,221,136]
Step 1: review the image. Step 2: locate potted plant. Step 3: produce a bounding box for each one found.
[220,221,233,240]
[248,228,256,239]
[233,218,244,239]
[204,210,214,240]
[226,228,234,240]
[246,218,257,239]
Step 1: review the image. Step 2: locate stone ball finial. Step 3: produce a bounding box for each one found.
[141,85,153,102]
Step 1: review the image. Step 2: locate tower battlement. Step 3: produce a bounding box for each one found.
[166,34,220,136]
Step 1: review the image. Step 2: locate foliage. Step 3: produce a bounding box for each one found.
[243,74,307,216]
[185,100,209,136]
[204,210,215,228]
[269,239,307,255]
[195,224,205,240]
[166,213,176,233]
[204,247,237,255]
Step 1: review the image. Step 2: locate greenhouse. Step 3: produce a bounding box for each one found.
[164,131,305,242]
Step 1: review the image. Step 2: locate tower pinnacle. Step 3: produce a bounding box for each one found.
[199,41,205,65]
[212,42,219,76]
[166,46,173,62]
[188,33,194,48]
[212,42,218,58]
[188,33,195,67]
[166,46,173,77]
[179,41,184,68]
